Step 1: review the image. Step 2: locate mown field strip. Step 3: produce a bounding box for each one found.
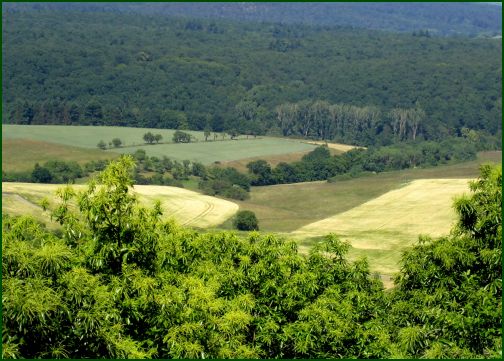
[303,140,365,152]
[2,192,59,229]
[291,178,472,275]
[292,178,470,247]
[2,182,238,228]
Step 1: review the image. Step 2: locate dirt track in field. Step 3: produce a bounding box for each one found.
[303,141,365,152]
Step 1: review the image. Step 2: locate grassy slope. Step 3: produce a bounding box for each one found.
[2,139,120,173]
[2,183,238,229]
[293,178,471,274]
[3,125,317,165]
[219,151,501,277]
[216,146,346,173]
[229,151,501,233]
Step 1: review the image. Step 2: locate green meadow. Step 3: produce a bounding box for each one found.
[2,125,317,165]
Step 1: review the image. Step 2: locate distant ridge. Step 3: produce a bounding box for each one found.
[3,2,502,36]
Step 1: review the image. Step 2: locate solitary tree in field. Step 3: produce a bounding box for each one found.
[97,140,107,150]
[233,210,259,231]
[112,138,122,148]
[154,134,163,144]
[143,132,155,144]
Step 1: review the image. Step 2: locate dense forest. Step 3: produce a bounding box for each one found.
[3,158,501,358]
[4,2,502,36]
[2,10,502,147]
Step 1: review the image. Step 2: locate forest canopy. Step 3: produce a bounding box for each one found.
[4,2,502,37]
[2,10,502,147]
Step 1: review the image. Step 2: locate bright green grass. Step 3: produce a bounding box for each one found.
[2,124,208,148]
[115,138,316,164]
[2,125,317,164]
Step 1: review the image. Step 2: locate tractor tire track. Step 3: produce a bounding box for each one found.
[180,200,215,227]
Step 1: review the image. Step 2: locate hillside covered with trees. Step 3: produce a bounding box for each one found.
[3,158,501,358]
[2,10,502,147]
[4,2,502,37]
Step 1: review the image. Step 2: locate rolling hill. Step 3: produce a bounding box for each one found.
[2,182,239,229]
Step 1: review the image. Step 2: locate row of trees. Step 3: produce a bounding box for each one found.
[5,136,479,201]
[275,100,426,145]
[246,138,478,186]
[3,158,501,358]
[96,130,254,150]
[143,132,163,144]
[97,138,122,149]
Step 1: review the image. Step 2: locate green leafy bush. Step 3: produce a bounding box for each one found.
[233,210,259,230]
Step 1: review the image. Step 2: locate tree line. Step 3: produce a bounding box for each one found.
[246,138,478,186]
[3,149,253,202]
[2,157,501,358]
[275,100,427,145]
[4,2,501,37]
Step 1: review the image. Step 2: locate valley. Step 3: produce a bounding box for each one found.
[3,144,500,278]
[2,3,501,358]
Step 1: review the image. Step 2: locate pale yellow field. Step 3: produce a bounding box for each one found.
[2,182,238,228]
[132,185,238,228]
[292,178,471,274]
[303,141,365,152]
